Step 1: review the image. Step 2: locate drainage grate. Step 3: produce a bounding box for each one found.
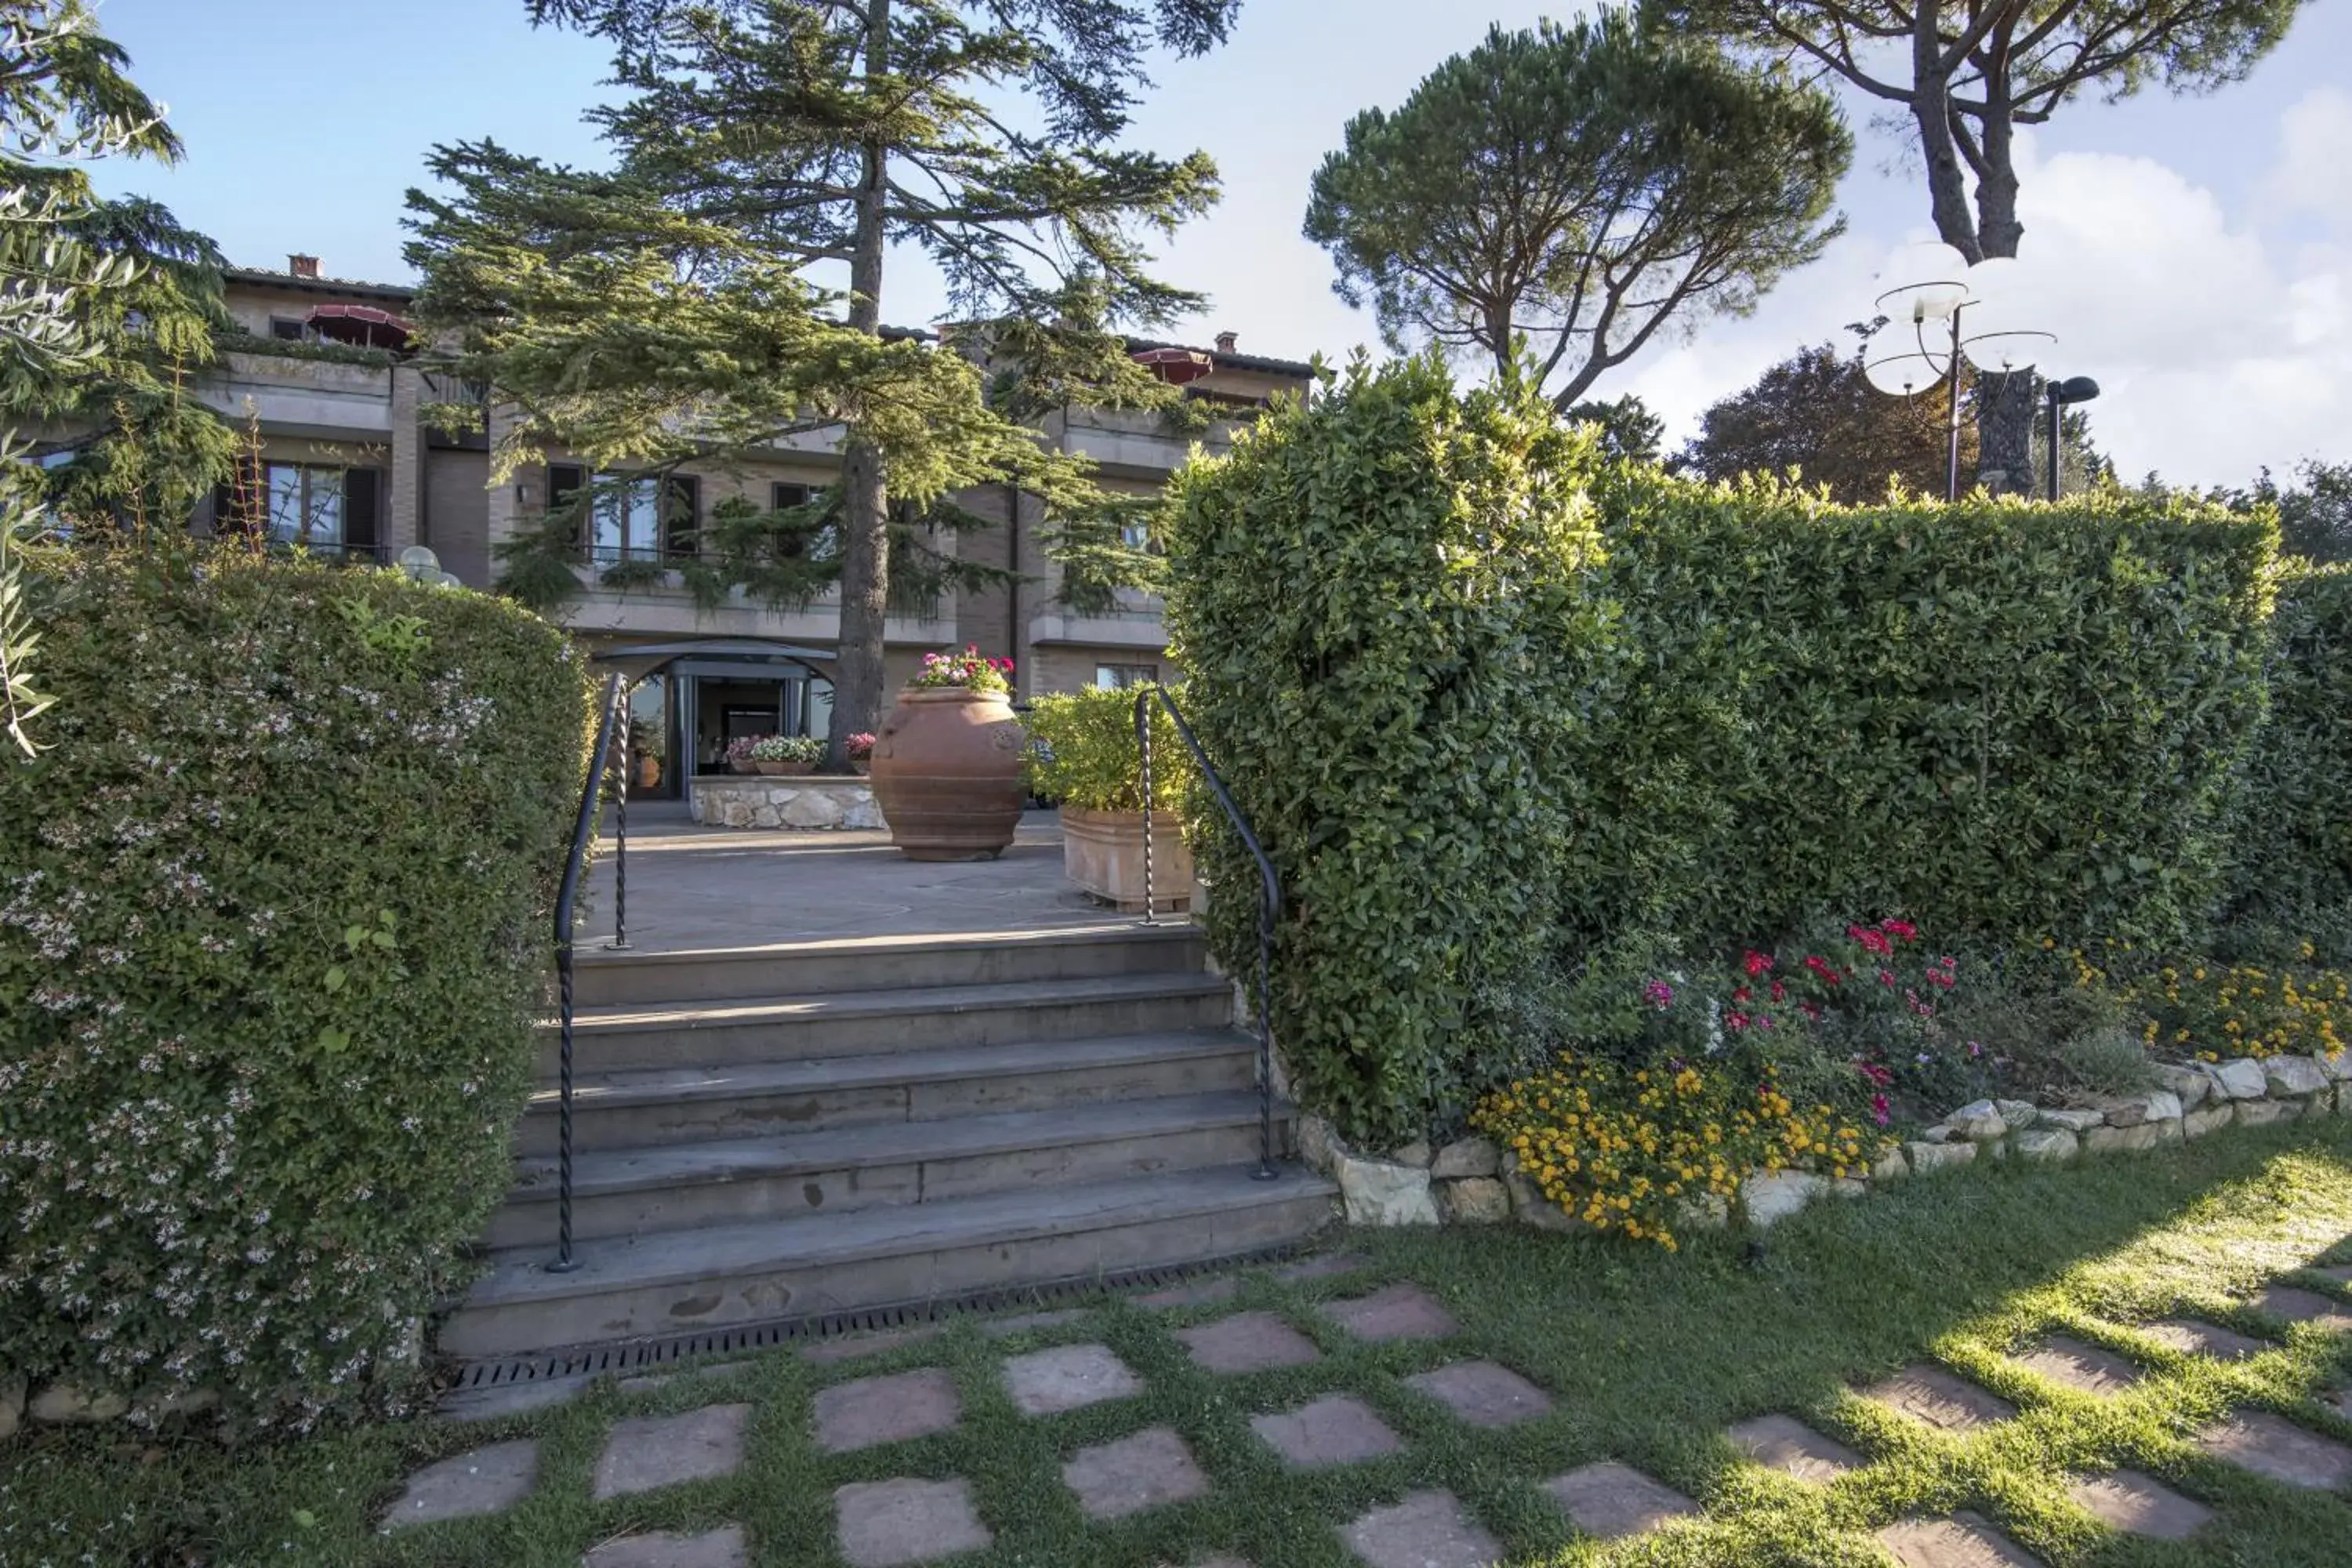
[445,1242,1307,1396]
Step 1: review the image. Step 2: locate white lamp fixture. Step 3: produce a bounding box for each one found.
[397,546,442,583]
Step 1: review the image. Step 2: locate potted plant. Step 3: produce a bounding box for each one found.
[1023,685,1195,912]
[844,732,877,776]
[724,735,763,775]
[753,735,822,775]
[867,647,1026,860]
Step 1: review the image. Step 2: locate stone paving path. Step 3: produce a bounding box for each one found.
[381,1256,2352,1566]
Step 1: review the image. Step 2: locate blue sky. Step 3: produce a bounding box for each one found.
[88,0,2352,487]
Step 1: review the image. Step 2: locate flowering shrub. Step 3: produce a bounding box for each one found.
[751,734,823,764]
[724,734,764,767]
[1022,684,1191,812]
[1475,1058,1876,1250]
[0,545,589,1426]
[910,645,1012,694]
[844,731,877,764]
[2085,942,2350,1062]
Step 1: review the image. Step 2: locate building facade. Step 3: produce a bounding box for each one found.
[194,256,1314,799]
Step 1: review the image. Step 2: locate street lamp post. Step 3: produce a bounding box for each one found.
[2044,376,2101,502]
[1861,245,2061,502]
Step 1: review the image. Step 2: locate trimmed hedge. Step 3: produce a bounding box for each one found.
[2225,563,2352,955]
[1166,358,1606,1146]
[0,546,588,1426]
[1167,365,2279,1147]
[1575,469,2277,955]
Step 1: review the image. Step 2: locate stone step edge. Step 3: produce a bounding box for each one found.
[521,1029,1256,1109]
[463,1163,1336,1308]
[506,1090,1292,1204]
[550,971,1235,1036]
[569,922,1203,972]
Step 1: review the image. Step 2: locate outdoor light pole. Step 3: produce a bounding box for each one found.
[2044,376,2101,502]
[1862,245,2060,502]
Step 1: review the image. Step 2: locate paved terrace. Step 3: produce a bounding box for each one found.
[575,805,1134,953]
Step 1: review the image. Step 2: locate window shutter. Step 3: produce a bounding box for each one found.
[664,474,699,560]
[344,468,379,554]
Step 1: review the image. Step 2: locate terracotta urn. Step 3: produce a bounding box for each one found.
[869,687,1027,860]
[1059,805,1195,913]
[754,759,788,775]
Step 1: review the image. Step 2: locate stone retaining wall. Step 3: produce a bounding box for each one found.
[1299,1051,2352,1235]
[691,775,883,831]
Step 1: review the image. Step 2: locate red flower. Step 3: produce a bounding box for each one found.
[1871,1093,1892,1127]
[1798,1000,1825,1022]
[1879,918,1918,942]
[1733,986,1752,1003]
[1744,949,1773,978]
[1803,955,1842,985]
[1848,924,1893,957]
[1769,978,1786,1002]
[1856,1061,1894,1087]
[1726,1011,1750,1031]
[1878,967,1897,988]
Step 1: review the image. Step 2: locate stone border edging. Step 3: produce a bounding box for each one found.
[1296,1051,2352,1235]
[690,776,884,831]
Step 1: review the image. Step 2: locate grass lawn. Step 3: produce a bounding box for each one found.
[5,1119,2352,1567]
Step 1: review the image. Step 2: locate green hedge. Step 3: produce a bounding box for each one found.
[2224,563,2352,955]
[1165,358,1606,1147]
[1573,469,2277,956]
[0,546,588,1426]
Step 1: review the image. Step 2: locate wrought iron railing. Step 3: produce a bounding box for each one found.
[1134,686,1283,1181]
[548,671,632,1272]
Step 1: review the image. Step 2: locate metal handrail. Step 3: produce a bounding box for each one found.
[548,671,628,1272]
[1134,686,1283,1181]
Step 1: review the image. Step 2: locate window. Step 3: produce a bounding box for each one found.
[215,463,379,557]
[771,481,837,560]
[1119,519,1154,552]
[268,317,305,341]
[1095,662,1158,691]
[550,465,699,562]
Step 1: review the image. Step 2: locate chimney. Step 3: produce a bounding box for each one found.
[1214,331,1238,354]
[288,253,321,278]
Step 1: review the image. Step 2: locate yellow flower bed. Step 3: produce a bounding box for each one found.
[2057,938,2349,1062]
[1473,1057,1882,1251]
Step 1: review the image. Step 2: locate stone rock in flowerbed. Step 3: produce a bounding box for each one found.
[1907,1140,1976,1174]
[1388,1140,1433,1169]
[2204,1058,2270,1100]
[2085,1122,2169,1156]
[1296,1114,1341,1175]
[1946,1101,2008,1141]
[2013,1129,2078,1163]
[1430,1138,1499,1179]
[1678,1193,1731,1230]
[1334,1153,1439,1226]
[2099,1091,2182,1129]
[2234,1098,2295,1128]
[2183,1105,2235,1138]
[2039,1109,2105,1134]
[1994,1100,2039,1131]
[1437,1178,1509,1225]
[2263,1056,2330,1099]
[29,1382,130,1425]
[1742,1171,1828,1228]
[2154,1064,2212,1109]
[1872,1149,1911,1182]
[2318,1051,2352,1083]
[1504,1163,1581,1232]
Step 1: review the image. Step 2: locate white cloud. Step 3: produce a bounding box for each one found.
[2264,87,2352,227]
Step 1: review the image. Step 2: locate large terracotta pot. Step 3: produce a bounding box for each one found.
[1059,805,1194,913]
[869,687,1027,860]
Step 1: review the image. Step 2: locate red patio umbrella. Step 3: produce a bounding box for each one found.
[307,303,413,352]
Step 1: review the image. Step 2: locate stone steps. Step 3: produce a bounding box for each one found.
[535,971,1237,1075]
[488,1090,1289,1247]
[512,1029,1258,1155]
[442,1164,1337,1358]
[569,925,1206,1007]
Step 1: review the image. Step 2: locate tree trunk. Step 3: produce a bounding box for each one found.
[1969,51,2035,494]
[1909,2,1980,264]
[1974,370,2038,497]
[831,0,893,770]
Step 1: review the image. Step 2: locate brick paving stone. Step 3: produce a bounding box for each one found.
[1542,1461,1699,1540]
[814,1369,960,1454]
[583,1525,749,1567]
[978,1308,1088,1339]
[381,1439,539,1530]
[1270,1252,1371,1282]
[1001,1343,1142,1416]
[1250,1394,1404,1468]
[1062,1426,1211,1520]
[2144,1319,2267,1360]
[1323,1283,1459,1344]
[1339,1489,1503,1568]
[1724,1414,1864,1484]
[2066,1470,2215,1541]
[1401,1361,1553,1428]
[803,1327,943,1365]
[1174,1312,1322,1374]
[593,1405,751,1499]
[834,1477,992,1568]
[1135,1276,1240,1310]
[2010,1335,2143,1399]
[2194,1410,2352,1489]
[2256,1286,2352,1334]
[1863,1366,2017,1433]
[1876,1512,2045,1566]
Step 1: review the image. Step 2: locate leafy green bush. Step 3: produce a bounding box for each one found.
[1570,470,2275,956]
[2223,564,2352,960]
[1023,685,1189,812]
[1165,357,1608,1146]
[0,545,589,1427]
